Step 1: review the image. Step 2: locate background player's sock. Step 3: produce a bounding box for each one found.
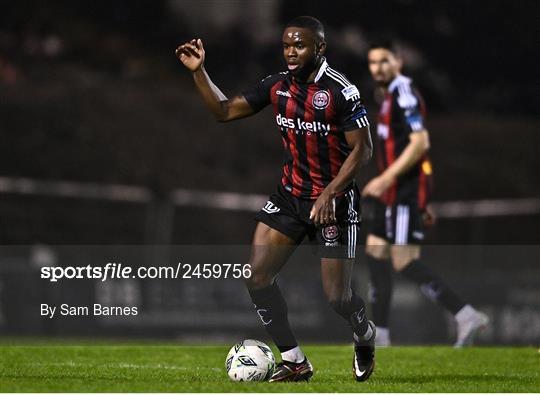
[375,326,391,346]
[366,254,393,328]
[280,345,305,363]
[331,289,371,341]
[248,281,298,352]
[400,259,465,314]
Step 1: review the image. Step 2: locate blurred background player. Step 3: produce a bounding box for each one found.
[362,40,489,347]
[176,16,376,381]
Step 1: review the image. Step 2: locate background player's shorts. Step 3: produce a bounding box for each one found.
[365,198,425,245]
[254,184,361,259]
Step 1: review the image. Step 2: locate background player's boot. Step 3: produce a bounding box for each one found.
[353,320,376,381]
[454,305,489,347]
[269,358,313,382]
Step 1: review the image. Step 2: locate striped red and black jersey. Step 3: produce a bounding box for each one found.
[375,75,433,209]
[242,58,369,200]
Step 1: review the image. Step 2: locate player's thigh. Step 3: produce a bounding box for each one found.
[365,234,391,260]
[390,244,421,271]
[320,257,354,303]
[246,222,297,289]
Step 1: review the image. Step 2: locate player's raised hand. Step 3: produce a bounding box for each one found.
[175,38,205,72]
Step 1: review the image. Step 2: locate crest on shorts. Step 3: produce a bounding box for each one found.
[312,90,330,110]
[322,225,340,242]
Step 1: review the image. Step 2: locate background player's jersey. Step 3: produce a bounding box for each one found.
[242,58,369,200]
[376,75,433,209]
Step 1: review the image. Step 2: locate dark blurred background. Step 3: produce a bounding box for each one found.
[0,0,538,344]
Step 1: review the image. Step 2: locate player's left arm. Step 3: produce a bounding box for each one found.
[362,129,430,198]
[310,126,372,226]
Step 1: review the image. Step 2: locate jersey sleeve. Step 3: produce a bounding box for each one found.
[396,87,425,133]
[335,84,370,132]
[241,73,283,113]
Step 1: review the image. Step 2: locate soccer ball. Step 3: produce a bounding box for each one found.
[225,339,275,382]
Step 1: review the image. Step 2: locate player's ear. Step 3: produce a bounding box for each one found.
[317,41,327,56]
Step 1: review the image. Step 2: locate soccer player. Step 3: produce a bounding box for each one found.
[176,16,375,382]
[363,40,489,347]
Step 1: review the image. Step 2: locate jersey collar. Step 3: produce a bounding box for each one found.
[314,57,328,83]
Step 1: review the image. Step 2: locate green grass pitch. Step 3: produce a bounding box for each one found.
[1,340,538,392]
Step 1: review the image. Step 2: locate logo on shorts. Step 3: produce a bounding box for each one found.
[312,90,330,110]
[262,201,280,214]
[322,225,340,242]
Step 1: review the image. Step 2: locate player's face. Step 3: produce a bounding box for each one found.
[368,48,402,85]
[282,27,321,79]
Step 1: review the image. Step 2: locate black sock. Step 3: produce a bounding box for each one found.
[248,281,298,353]
[330,289,369,339]
[400,259,465,315]
[366,254,393,328]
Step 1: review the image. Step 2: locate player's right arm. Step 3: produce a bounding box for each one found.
[176,39,255,122]
[362,129,430,198]
[363,86,430,198]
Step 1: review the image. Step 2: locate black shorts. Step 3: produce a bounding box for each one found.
[365,198,425,245]
[254,184,361,259]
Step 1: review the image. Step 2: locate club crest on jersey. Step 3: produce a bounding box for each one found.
[262,201,280,214]
[312,90,330,110]
[322,225,340,242]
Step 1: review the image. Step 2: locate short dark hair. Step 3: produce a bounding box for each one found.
[369,38,397,54]
[285,16,325,44]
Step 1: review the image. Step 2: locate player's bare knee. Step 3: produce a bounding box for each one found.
[244,258,274,290]
[365,244,389,260]
[392,257,413,272]
[365,234,390,260]
[392,252,415,271]
[244,269,273,290]
[391,246,420,271]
